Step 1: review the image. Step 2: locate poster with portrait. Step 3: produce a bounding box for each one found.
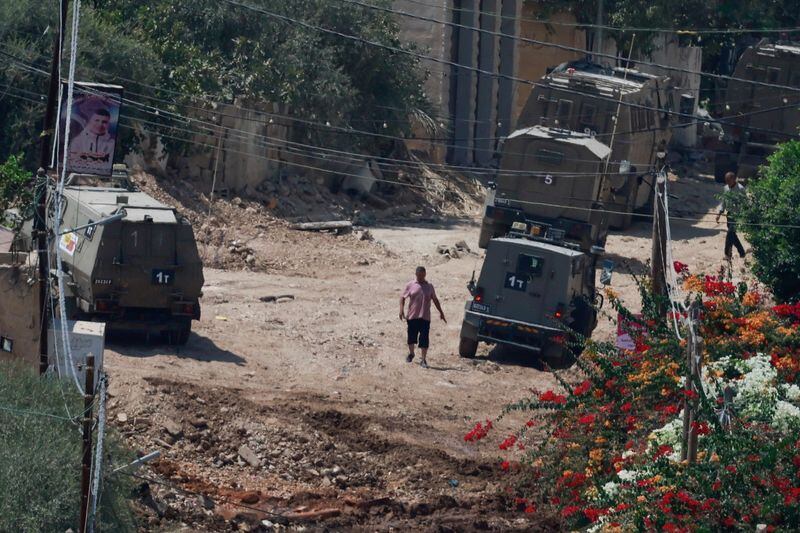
[58,81,123,176]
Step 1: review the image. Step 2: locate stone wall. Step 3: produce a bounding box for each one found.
[175,101,290,195]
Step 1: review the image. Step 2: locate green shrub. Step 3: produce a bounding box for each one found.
[0,362,137,532]
[737,141,800,302]
[0,154,32,228]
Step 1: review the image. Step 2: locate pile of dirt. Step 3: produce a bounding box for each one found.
[128,163,483,275]
[111,378,557,531]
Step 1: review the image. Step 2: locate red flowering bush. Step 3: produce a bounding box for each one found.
[467,266,800,530]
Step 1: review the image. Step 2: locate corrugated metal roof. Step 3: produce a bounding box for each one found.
[507,126,612,160]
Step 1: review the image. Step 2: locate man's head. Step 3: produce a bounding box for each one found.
[415,266,426,283]
[87,109,111,136]
[724,171,738,188]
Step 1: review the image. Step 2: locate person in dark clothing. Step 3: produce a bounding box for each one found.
[715,171,746,259]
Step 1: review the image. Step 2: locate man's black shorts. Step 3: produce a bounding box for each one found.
[407,318,431,348]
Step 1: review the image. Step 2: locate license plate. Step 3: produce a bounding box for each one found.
[470,302,490,313]
[152,269,175,285]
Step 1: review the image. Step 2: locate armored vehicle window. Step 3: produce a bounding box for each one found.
[517,254,544,277]
[767,67,781,84]
[749,66,766,81]
[556,99,573,125]
[536,149,564,165]
[579,103,596,130]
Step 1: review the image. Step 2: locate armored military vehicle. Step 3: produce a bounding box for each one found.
[714,40,800,180]
[479,126,611,249]
[462,128,613,368]
[45,165,203,344]
[516,60,675,228]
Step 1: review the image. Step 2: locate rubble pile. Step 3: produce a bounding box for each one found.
[110,379,550,531]
[436,240,475,259]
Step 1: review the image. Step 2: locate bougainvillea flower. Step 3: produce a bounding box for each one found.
[539,390,567,404]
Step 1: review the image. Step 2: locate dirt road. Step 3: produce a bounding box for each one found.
[105,172,749,530]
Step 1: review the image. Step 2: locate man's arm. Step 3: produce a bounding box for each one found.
[399,296,406,321]
[432,295,446,323]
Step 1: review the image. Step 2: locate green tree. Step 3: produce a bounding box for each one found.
[0,0,162,167]
[1,0,432,167]
[528,0,800,74]
[737,141,800,302]
[96,0,431,154]
[0,154,33,228]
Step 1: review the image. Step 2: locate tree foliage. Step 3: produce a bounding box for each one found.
[737,141,800,302]
[528,0,800,74]
[0,154,33,228]
[0,0,431,167]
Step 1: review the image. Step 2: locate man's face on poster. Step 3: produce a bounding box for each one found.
[87,111,110,136]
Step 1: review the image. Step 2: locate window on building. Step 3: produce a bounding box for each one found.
[536,149,564,165]
[767,67,782,84]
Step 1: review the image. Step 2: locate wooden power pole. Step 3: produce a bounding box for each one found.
[651,155,668,310]
[79,354,95,533]
[36,0,69,374]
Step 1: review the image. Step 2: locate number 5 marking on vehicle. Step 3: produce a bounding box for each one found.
[544,175,554,185]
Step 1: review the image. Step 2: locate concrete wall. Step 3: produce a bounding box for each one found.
[0,253,40,370]
[175,101,290,195]
[513,7,587,129]
[394,0,453,120]
[639,35,702,148]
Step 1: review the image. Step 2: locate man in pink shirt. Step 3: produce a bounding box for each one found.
[400,266,446,368]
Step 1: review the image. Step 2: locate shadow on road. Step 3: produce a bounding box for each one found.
[485,344,545,370]
[421,362,468,372]
[107,331,246,365]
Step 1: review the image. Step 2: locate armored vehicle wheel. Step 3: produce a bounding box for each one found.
[176,324,191,346]
[166,319,192,345]
[541,341,576,370]
[459,336,478,358]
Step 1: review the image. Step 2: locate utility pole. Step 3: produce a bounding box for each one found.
[651,154,668,310]
[35,0,69,374]
[681,302,702,463]
[79,354,95,533]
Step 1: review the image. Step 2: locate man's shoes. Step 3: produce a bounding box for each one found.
[406,353,414,363]
[420,360,428,369]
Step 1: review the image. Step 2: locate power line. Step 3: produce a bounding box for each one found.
[223,0,800,94]
[395,0,800,35]
[0,403,76,421]
[5,86,798,231]
[3,44,797,160]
